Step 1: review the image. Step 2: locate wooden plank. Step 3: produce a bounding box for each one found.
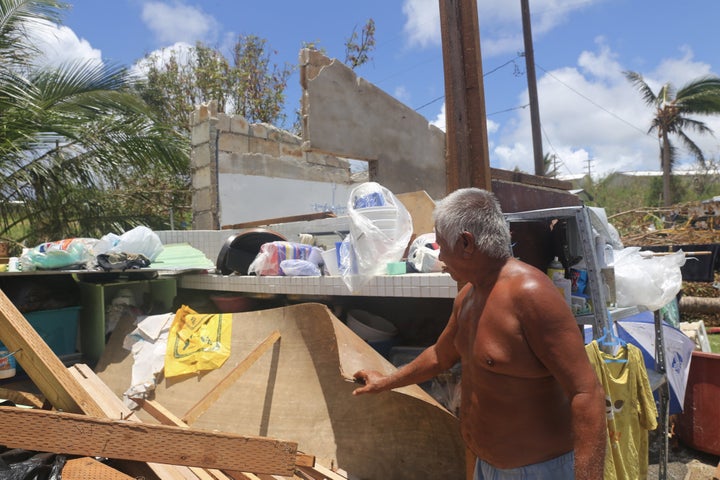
[0,405,298,475]
[137,398,314,480]
[296,463,347,480]
[222,212,335,230]
[69,363,217,480]
[183,330,281,425]
[62,457,136,480]
[0,386,47,408]
[0,290,104,415]
[134,398,233,480]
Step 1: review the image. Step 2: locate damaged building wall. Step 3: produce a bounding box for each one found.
[190,50,448,230]
[300,49,447,200]
[190,102,357,230]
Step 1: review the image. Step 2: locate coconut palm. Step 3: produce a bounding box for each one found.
[625,71,720,206]
[0,0,190,246]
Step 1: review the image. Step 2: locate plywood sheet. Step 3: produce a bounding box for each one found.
[96,303,465,479]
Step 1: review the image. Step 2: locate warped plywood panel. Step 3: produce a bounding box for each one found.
[96,303,465,479]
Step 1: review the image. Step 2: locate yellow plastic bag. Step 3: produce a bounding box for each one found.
[165,305,232,378]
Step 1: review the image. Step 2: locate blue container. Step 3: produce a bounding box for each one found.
[24,306,81,357]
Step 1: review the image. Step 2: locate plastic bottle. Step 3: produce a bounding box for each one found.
[547,256,564,280]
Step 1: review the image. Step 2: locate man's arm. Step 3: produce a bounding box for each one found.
[353,286,466,395]
[517,273,606,480]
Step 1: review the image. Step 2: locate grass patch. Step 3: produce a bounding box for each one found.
[709,334,720,353]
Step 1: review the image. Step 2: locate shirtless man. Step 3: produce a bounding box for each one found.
[353,188,606,480]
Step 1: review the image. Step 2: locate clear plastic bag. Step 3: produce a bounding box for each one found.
[614,247,685,311]
[20,238,109,270]
[341,182,413,292]
[101,225,164,261]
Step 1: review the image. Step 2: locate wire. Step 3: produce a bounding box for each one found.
[535,63,649,136]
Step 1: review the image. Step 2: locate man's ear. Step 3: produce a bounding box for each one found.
[461,231,475,254]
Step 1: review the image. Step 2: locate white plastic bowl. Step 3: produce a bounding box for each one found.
[346,309,398,342]
[355,206,398,222]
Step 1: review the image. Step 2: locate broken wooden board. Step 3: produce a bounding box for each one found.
[96,303,466,479]
[0,405,298,475]
[396,190,436,238]
[62,457,136,480]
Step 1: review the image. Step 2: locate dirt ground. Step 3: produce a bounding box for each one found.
[647,429,720,480]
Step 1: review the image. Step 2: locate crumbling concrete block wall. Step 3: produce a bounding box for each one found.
[300,49,447,200]
[190,103,219,230]
[190,102,356,230]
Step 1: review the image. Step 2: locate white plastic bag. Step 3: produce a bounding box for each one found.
[614,247,685,311]
[102,226,164,261]
[407,233,443,273]
[341,182,413,292]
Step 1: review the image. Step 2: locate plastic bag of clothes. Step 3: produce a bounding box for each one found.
[247,241,323,276]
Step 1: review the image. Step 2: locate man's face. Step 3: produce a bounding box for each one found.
[435,230,461,280]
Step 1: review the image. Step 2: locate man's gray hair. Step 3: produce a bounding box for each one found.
[433,188,512,259]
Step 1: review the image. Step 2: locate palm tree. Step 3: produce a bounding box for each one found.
[625,71,720,206]
[0,0,190,246]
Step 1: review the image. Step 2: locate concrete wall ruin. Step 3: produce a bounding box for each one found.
[190,50,448,230]
[190,101,358,230]
[299,49,447,200]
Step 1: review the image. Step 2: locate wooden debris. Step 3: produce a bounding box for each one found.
[0,405,298,475]
[0,386,47,408]
[62,457,136,480]
[0,290,104,416]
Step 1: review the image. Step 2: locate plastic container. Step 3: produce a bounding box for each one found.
[386,261,407,275]
[547,256,564,280]
[210,293,256,313]
[321,248,339,275]
[0,345,16,379]
[24,306,81,357]
[346,310,398,342]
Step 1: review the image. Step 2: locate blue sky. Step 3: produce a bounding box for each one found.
[32,0,720,179]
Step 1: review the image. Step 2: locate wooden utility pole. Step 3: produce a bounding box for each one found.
[439,0,491,193]
[521,0,544,176]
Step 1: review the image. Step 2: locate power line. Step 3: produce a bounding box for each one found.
[535,63,649,136]
[414,54,522,112]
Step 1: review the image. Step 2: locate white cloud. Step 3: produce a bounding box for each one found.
[491,42,720,179]
[402,0,605,56]
[141,2,219,45]
[402,0,441,48]
[27,19,103,68]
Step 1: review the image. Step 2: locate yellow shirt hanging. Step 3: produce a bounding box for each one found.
[585,340,658,480]
[165,305,232,378]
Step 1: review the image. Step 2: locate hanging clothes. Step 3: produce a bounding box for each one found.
[585,340,658,480]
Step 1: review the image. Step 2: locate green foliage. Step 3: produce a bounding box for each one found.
[625,71,720,206]
[0,0,190,246]
[344,19,376,70]
[136,35,293,132]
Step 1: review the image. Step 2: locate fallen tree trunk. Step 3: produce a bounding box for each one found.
[679,296,720,314]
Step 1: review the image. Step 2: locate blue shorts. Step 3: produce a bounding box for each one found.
[474,451,574,480]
